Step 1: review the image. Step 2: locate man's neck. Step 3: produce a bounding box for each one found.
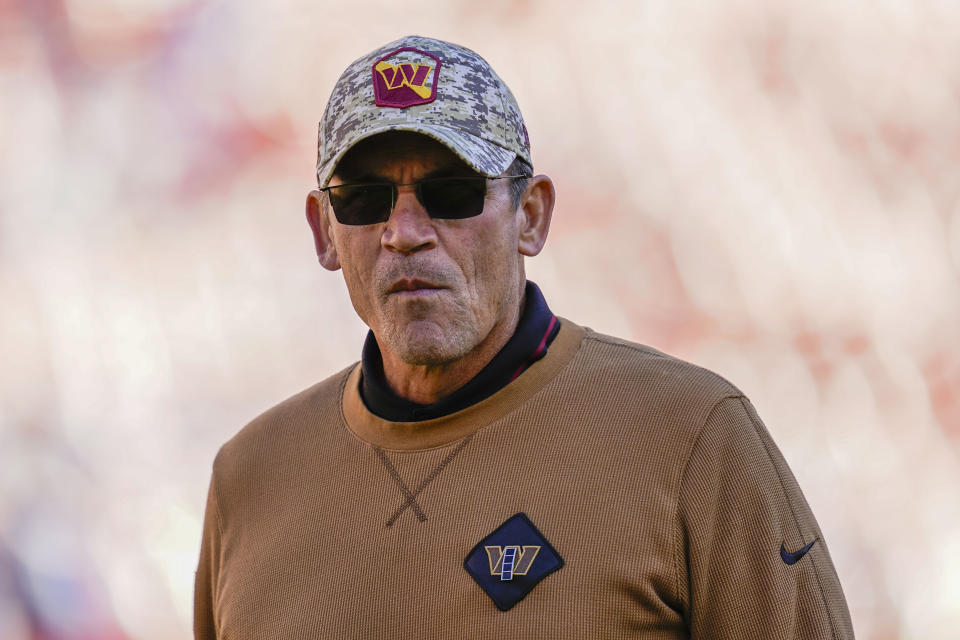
[378,290,527,405]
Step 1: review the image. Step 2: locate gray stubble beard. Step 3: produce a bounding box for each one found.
[377,293,480,367]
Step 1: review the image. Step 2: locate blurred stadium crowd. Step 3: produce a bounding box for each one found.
[1,0,959,638]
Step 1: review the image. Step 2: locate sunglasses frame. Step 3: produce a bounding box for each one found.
[318,174,529,226]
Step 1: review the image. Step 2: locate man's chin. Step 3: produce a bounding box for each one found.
[384,319,473,367]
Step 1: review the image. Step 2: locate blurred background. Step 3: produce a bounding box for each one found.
[2,0,959,638]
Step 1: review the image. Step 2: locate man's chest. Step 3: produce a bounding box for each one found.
[214,426,689,639]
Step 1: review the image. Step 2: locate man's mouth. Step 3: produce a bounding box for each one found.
[387,278,445,295]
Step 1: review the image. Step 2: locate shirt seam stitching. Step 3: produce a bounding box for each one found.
[210,468,224,637]
[583,333,674,358]
[583,333,744,395]
[673,393,745,613]
[211,475,224,539]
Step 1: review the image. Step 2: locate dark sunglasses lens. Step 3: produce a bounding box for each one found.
[328,184,392,225]
[419,178,486,219]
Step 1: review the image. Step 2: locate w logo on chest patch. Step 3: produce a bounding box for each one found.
[464,513,564,611]
[485,545,541,581]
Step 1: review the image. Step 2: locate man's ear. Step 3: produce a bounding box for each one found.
[516,175,555,257]
[305,190,341,271]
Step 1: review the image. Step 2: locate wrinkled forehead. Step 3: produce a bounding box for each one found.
[332,131,479,182]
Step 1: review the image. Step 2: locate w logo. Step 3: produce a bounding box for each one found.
[484,545,541,582]
[375,62,434,98]
[371,47,442,108]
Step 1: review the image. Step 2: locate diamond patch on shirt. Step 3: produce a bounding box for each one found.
[464,513,564,611]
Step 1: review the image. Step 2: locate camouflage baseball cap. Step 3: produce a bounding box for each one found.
[316,35,531,188]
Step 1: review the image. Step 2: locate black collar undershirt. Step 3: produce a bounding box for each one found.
[360,281,560,422]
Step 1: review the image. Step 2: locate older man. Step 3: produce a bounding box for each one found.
[194,36,854,638]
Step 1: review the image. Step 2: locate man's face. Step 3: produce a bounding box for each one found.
[311,132,526,367]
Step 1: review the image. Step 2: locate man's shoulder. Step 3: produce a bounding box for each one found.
[563,322,745,413]
[214,362,357,469]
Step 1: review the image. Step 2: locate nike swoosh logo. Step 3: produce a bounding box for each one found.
[780,538,818,565]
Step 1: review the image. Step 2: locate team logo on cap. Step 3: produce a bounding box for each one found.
[372,47,441,108]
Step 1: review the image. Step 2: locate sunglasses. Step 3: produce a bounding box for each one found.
[318,175,528,226]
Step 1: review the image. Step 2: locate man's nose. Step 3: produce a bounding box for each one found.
[381,185,438,255]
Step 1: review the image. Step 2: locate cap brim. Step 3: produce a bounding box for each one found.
[316,122,516,188]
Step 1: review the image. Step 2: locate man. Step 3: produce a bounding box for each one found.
[195,35,854,638]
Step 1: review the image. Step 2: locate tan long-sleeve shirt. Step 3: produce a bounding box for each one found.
[195,319,854,638]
